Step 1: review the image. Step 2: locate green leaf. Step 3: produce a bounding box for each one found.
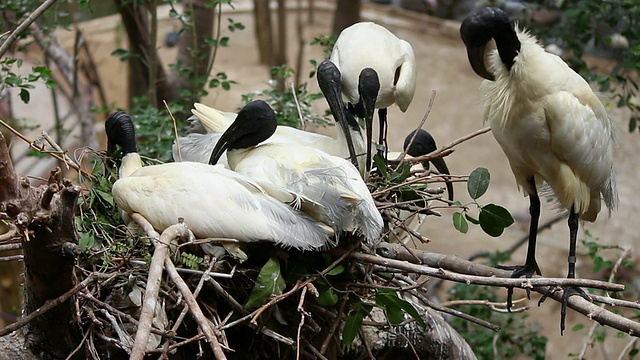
[373,154,387,176]
[19,89,30,104]
[342,304,365,347]
[452,212,468,234]
[481,204,514,227]
[244,257,285,309]
[315,288,338,306]
[326,263,345,276]
[571,323,585,331]
[467,167,490,199]
[219,37,229,47]
[465,213,480,225]
[79,233,95,252]
[479,204,513,237]
[375,289,426,328]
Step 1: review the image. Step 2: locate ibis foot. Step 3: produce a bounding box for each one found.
[539,285,592,335]
[496,262,541,312]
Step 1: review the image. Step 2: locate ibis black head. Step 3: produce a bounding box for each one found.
[357,68,380,116]
[209,100,277,165]
[404,129,454,201]
[460,7,520,80]
[105,110,137,156]
[316,60,360,167]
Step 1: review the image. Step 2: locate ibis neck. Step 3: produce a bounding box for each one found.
[119,153,142,178]
[494,25,521,71]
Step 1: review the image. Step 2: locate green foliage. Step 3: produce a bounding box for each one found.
[447,280,547,360]
[1,59,58,104]
[531,0,640,132]
[129,98,183,163]
[244,256,286,309]
[342,302,372,347]
[452,167,514,237]
[308,34,337,78]
[241,65,332,128]
[375,288,426,328]
[179,252,205,270]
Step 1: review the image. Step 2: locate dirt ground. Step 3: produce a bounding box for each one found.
[12,0,640,358]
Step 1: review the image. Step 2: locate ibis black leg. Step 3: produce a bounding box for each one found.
[539,207,592,335]
[497,178,541,311]
[377,108,388,159]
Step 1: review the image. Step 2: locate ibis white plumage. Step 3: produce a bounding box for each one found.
[460,7,617,333]
[208,100,383,243]
[106,110,335,251]
[324,22,417,172]
[173,62,366,171]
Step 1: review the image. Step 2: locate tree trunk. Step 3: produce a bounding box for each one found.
[332,0,361,35]
[253,0,274,66]
[275,0,287,92]
[168,0,215,107]
[0,132,82,358]
[114,0,171,108]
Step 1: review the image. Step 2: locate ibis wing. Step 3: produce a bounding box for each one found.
[192,103,236,133]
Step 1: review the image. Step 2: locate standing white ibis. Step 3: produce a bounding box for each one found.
[106,110,335,251]
[173,61,366,172]
[460,7,617,333]
[208,100,383,243]
[324,22,417,172]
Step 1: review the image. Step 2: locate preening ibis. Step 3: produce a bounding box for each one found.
[325,22,417,172]
[172,100,366,170]
[460,7,617,333]
[106,110,335,251]
[209,100,383,243]
[387,129,454,243]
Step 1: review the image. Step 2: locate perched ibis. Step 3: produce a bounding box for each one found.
[324,22,417,172]
[106,110,335,251]
[460,7,617,333]
[209,100,383,243]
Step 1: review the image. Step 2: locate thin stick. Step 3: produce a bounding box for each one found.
[164,100,182,162]
[406,127,491,165]
[336,249,624,292]
[0,118,93,178]
[0,0,58,58]
[0,274,94,336]
[398,90,436,166]
[289,81,306,130]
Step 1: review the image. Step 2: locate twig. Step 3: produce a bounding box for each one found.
[398,90,436,166]
[289,81,306,130]
[578,247,633,359]
[0,118,93,178]
[404,126,491,166]
[131,213,227,359]
[0,243,21,251]
[320,295,347,355]
[39,130,80,170]
[130,220,189,360]
[338,248,623,291]
[0,273,94,336]
[440,298,529,314]
[0,0,58,58]
[373,243,640,336]
[0,255,22,262]
[296,284,309,360]
[165,100,182,162]
[0,222,18,242]
[617,338,638,360]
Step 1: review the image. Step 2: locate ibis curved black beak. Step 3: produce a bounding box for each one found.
[466,45,495,81]
[358,68,380,173]
[317,60,359,168]
[429,157,454,202]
